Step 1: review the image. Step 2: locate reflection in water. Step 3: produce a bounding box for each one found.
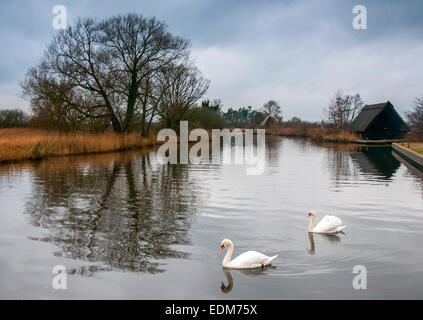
[392,152,423,181]
[308,232,315,255]
[350,146,401,180]
[322,143,402,187]
[220,267,273,294]
[2,136,423,299]
[324,144,361,187]
[307,232,342,255]
[392,152,423,198]
[264,135,283,165]
[24,150,200,274]
[220,269,233,293]
[392,151,423,181]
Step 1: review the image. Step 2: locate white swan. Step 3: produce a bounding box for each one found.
[307,210,346,234]
[220,239,278,269]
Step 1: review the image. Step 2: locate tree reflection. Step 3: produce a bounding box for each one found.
[24,150,199,274]
[264,135,282,166]
[319,143,402,186]
[320,143,361,187]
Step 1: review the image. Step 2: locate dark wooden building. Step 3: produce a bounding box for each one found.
[348,101,409,140]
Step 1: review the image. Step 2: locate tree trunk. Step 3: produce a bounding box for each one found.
[123,82,138,133]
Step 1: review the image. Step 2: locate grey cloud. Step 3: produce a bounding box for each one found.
[0,0,422,119]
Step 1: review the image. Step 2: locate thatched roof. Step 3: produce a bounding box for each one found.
[348,101,406,132]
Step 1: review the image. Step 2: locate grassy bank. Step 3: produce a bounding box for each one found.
[407,143,423,155]
[266,127,360,143]
[0,128,156,163]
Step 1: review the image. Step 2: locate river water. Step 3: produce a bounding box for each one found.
[0,136,422,299]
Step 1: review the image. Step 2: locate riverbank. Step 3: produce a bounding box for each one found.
[0,128,157,163]
[265,127,360,143]
[392,142,423,171]
[0,126,383,164]
[409,143,423,155]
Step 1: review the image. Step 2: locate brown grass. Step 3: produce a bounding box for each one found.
[0,126,361,163]
[0,128,157,163]
[266,127,360,142]
[408,143,423,155]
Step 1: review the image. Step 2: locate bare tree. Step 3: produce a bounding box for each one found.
[327,90,364,129]
[99,14,190,132]
[0,109,30,128]
[328,89,347,129]
[22,64,108,131]
[406,96,423,136]
[134,66,175,136]
[22,14,190,134]
[156,62,210,131]
[350,93,364,121]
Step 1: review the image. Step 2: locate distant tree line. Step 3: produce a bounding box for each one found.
[0,109,30,128]
[282,117,321,129]
[21,14,209,135]
[210,100,282,128]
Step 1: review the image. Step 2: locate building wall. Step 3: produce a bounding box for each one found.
[363,107,407,140]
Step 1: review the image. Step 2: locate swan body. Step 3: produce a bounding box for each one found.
[220,239,278,269]
[307,210,346,234]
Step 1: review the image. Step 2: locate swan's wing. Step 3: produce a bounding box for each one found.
[314,215,342,233]
[229,251,271,269]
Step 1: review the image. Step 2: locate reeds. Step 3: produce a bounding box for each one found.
[266,127,360,143]
[0,128,156,163]
[0,126,363,163]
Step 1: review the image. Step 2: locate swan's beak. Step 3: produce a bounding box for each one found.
[221,245,224,253]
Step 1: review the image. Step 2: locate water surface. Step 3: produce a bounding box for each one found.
[1,137,423,299]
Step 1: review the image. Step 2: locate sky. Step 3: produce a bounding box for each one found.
[0,0,422,121]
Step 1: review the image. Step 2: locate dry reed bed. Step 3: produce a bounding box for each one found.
[0,128,156,163]
[266,127,360,143]
[0,127,360,163]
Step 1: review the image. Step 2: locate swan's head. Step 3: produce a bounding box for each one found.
[220,239,232,253]
[307,210,316,217]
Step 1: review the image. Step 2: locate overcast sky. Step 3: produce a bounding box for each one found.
[0,0,422,121]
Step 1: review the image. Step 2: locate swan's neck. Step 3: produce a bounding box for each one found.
[223,242,234,267]
[308,215,316,232]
